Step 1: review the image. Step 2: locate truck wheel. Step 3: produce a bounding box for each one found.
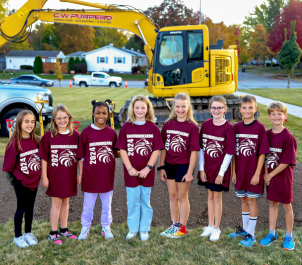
[109,82,117,88]
[80,82,87,87]
[1,108,23,137]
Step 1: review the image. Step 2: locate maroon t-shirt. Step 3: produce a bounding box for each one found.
[161,119,200,165]
[234,120,270,194]
[39,131,80,198]
[266,128,297,203]
[3,138,41,190]
[78,125,117,193]
[199,120,236,188]
[115,121,164,188]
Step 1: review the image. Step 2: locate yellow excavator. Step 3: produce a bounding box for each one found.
[0,0,241,125]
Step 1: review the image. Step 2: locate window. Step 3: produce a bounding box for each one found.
[100,57,105,63]
[159,35,183,66]
[93,73,100,78]
[117,57,123,64]
[188,33,203,60]
[99,74,105,78]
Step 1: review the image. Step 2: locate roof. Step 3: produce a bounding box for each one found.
[6,50,65,58]
[84,46,146,57]
[65,51,85,57]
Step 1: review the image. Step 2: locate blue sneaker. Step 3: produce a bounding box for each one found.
[259,233,277,246]
[228,228,248,239]
[283,236,295,250]
[239,234,256,247]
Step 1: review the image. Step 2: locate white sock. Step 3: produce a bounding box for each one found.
[242,212,249,231]
[248,216,257,237]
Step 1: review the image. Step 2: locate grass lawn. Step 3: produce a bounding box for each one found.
[239,65,302,75]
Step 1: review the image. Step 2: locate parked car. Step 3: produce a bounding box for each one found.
[10,75,54,87]
[73,72,122,88]
[0,83,53,137]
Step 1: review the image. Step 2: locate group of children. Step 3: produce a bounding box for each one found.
[2,92,297,251]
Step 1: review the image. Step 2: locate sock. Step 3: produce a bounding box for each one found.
[248,217,257,237]
[242,212,249,231]
[286,232,293,237]
[209,225,214,228]
[60,227,68,233]
[269,230,275,236]
[50,230,58,235]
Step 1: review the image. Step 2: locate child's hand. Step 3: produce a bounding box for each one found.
[182,173,193,182]
[215,175,223,185]
[129,168,139,177]
[250,174,260,185]
[77,174,82,185]
[263,173,272,184]
[138,167,151,178]
[41,177,49,188]
[160,169,167,181]
[200,171,207,182]
[232,173,236,184]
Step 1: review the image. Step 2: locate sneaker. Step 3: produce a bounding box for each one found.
[160,222,176,238]
[200,226,214,237]
[259,233,277,246]
[228,228,249,239]
[209,229,221,241]
[239,234,256,247]
[78,227,90,240]
[170,224,187,238]
[59,229,77,239]
[140,232,149,241]
[23,233,38,246]
[48,233,63,245]
[102,226,114,240]
[126,232,137,240]
[283,236,295,250]
[14,236,29,248]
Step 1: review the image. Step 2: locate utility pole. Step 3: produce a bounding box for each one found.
[199,0,201,24]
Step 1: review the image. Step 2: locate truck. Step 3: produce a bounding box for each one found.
[0,82,54,137]
[73,72,123,88]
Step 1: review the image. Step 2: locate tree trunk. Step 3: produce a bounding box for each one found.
[287,73,290,88]
[59,81,61,88]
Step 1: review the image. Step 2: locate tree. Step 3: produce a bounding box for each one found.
[239,48,251,65]
[68,57,75,74]
[33,55,43,74]
[80,58,87,64]
[125,35,144,52]
[0,0,9,20]
[93,28,127,49]
[55,57,63,87]
[277,21,302,88]
[75,57,80,65]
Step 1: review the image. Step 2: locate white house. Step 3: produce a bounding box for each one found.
[63,51,85,63]
[5,50,65,70]
[84,44,147,73]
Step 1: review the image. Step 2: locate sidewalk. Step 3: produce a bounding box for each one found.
[234,91,302,119]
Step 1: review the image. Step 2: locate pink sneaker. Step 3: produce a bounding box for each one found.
[59,230,77,239]
[48,233,63,245]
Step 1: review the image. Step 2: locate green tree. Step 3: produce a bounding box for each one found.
[277,21,302,88]
[33,55,43,74]
[75,57,80,64]
[80,58,87,64]
[239,48,251,65]
[126,35,143,52]
[68,57,75,74]
[0,0,9,19]
[93,28,127,48]
[55,57,63,87]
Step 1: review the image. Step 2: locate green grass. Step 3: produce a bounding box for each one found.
[238,89,302,108]
[0,219,301,264]
[239,65,302,75]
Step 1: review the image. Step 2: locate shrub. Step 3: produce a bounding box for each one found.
[20,65,33,70]
[68,57,75,74]
[72,63,87,74]
[33,55,43,74]
[132,66,138,74]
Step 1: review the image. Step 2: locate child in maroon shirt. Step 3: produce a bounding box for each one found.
[159,93,200,238]
[228,95,270,247]
[259,102,297,250]
[198,96,236,241]
[116,95,164,241]
[3,110,41,248]
[39,105,82,245]
[77,101,117,241]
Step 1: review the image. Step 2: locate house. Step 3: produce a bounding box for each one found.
[5,50,66,70]
[62,51,85,63]
[84,44,147,73]
[0,52,6,70]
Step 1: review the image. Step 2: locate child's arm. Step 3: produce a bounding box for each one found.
[199,149,207,182]
[159,149,167,181]
[138,150,160,178]
[41,159,49,188]
[251,153,266,185]
[215,154,233,185]
[182,151,198,182]
[232,156,236,184]
[264,163,289,186]
[120,149,139,177]
[77,160,83,185]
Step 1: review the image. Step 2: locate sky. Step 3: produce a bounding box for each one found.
[8,0,266,26]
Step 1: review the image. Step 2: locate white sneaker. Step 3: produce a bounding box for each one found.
[78,227,90,240]
[102,226,114,240]
[209,229,221,241]
[140,232,149,241]
[160,223,175,238]
[23,233,38,246]
[14,236,29,248]
[200,226,214,237]
[126,232,137,240]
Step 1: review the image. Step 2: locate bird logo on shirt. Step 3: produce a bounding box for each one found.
[97,146,114,163]
[135,138,152,156]
[28,154,41,171]
[238,138,256,156]
[170,135,186,152]
[205,141,224,158]
[59,149,77,167]
[266,152,279,169]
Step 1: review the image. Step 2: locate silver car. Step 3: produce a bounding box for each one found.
[10,75,54,87]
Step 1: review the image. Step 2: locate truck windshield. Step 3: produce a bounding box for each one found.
[159,35,183,66]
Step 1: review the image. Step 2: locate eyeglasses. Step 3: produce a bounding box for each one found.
[210,107,225,111]
[54,116,70,121]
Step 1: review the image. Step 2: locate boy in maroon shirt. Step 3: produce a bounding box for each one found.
[259,102,297,250]
[228,95,270,247]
